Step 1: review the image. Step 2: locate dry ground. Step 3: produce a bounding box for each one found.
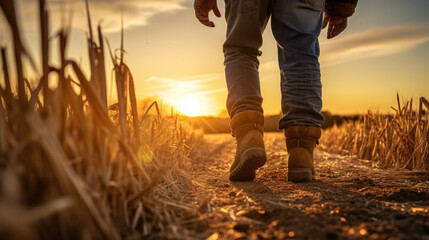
[189,133,429,240]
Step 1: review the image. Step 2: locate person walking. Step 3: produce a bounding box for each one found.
[194,0,358,182]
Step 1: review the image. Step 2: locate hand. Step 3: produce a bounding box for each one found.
[322,12,348,39]
[194,0,221,27]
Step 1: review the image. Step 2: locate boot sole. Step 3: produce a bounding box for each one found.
[288,168,314,182]
[230,147,266,181]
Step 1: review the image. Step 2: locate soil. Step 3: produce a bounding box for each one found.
[189,133,429,240]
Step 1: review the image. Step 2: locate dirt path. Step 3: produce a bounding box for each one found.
[189,133,429,240]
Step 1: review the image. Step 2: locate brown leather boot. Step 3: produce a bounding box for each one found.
[229,110,266,181]
[284,126,321,182]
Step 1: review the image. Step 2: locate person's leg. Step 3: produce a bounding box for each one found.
[223,0,273,181]
[271,0,324,181]
[223,0,272,118]
[271,0,325,129]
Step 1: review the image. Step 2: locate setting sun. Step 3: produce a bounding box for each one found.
[179,94,202,117]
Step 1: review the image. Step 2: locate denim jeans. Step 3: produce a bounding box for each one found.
[224,0,325,129]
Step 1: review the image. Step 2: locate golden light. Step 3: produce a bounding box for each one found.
[179,94,202,117]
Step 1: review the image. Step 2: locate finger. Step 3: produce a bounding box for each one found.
[334,22,346,36]
[198,17,215,27]
[195,10,214,27]
[329,27,340,38]
[196,12,209,23]
[327,22,335,39]
[330,21,347,39]
[199,18,215,27]
[195,7,208,19]
[213,5,221,18]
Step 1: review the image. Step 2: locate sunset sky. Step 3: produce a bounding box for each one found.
[1,0,429,116]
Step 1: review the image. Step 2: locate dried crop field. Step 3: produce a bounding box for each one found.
[321,95,429,172]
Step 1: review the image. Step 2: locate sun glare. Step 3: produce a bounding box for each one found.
[179,94,202,117]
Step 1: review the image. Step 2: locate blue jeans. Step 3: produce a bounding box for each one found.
[224,0,325,129]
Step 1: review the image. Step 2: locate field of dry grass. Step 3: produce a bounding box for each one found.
[321,95,429,171]
[0,0,203,239]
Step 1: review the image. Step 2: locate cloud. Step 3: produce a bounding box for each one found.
[320,23,429,66]
[14,0,187,32]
